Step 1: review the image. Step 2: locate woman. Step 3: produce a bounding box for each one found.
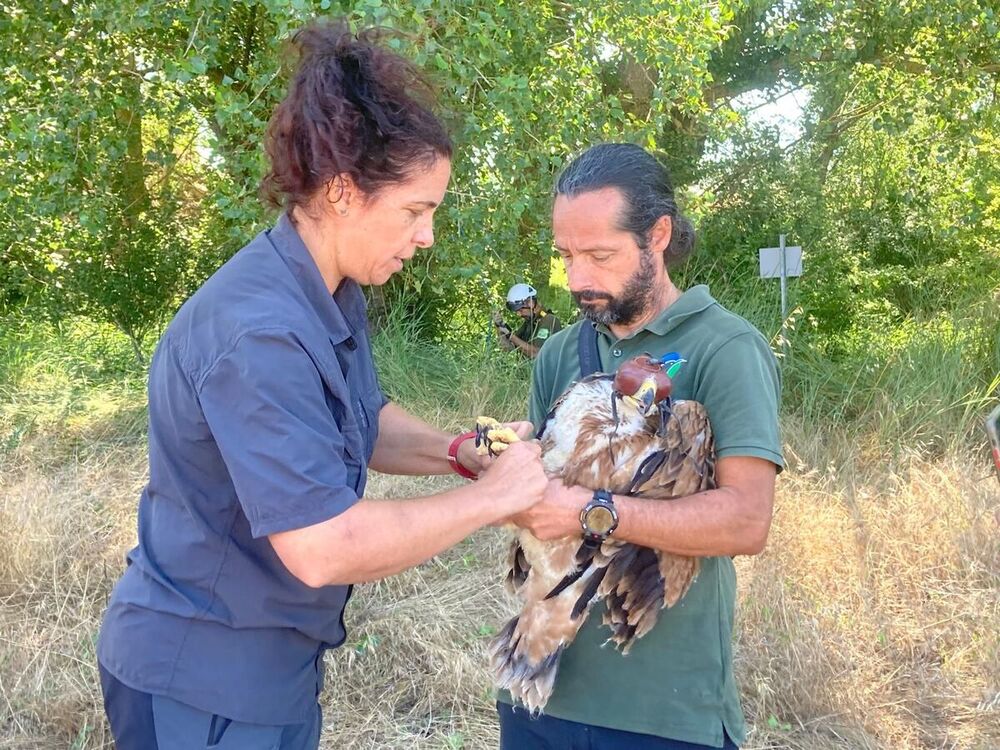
[97,20,547,750]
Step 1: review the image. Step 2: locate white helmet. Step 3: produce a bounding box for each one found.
[506,283,537,310]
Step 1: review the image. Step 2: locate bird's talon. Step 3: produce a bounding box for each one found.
[475,416,520,457]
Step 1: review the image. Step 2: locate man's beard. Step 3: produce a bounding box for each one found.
[572,249,657,326]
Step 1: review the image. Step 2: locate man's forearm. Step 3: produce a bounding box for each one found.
[615,487,772,557]
[271,485,504,586]
[617,456,775,556]
[509,334,539,358]
[511,456,776,557]
[272,439,548,588]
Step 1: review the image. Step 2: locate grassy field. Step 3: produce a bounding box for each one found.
[1,319,998,749]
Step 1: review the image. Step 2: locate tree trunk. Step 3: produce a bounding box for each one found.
[127,329,147,368]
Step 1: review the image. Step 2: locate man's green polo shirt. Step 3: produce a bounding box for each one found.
[501,285,782,747]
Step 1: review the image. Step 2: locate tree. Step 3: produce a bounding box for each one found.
[1,0,997,352]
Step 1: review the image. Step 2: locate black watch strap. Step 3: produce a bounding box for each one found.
[580,489,618,548]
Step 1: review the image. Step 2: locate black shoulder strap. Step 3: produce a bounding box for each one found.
[537,322,601,442]
[577,322,602,377]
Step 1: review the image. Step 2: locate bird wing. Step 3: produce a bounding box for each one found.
[598,399,715,651]
[489,532,603,714]
[490,377,618,713]
[628,400,716,499]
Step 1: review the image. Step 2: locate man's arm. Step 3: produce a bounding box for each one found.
[507,455,777,557]
[369,402,531,475]
[507,332,540,358]
[197,332,548,588]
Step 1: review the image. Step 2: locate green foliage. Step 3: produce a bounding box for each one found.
[1,0,998,421]
[781,296,1000,455]
[0,317,149,455]
[370,302,532,428]
[2,302,994,467]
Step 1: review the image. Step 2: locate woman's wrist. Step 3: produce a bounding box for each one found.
[447,431,479,480]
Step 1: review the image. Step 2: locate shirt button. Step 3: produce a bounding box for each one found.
[612,348,622,357]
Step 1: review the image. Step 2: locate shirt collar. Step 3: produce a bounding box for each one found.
[266,213,368,345]
[596,285,717,340]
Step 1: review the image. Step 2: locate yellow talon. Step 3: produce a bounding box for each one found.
[475,417,521,456]
[488,427,520,445]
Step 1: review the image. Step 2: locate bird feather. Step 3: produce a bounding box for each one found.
[488,375,715,713]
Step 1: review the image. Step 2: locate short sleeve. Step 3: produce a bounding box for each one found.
[197,329,361,538]
[695,332,783,471]
[530,327,553,347]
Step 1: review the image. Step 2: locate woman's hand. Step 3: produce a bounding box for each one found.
[476,439,547,515]
[455,420,534,474]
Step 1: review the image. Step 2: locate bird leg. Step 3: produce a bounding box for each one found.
[475,416,520,457]
[655,398,673,437]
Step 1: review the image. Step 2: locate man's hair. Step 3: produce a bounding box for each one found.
[555,143,695,268]
[261,19,452,211]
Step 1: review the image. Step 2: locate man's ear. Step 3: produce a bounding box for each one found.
[648,215,673,254]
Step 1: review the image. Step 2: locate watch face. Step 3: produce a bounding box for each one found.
[586,506,616,534]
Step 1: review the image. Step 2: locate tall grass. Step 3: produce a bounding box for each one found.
[0,318,149,460]
[370,306,532,430]
[714,283,1000,458]
[1,312,998,749]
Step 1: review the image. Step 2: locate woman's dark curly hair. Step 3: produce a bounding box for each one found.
[261,19,452,211]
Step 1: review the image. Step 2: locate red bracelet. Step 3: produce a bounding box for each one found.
[448,431,479,480]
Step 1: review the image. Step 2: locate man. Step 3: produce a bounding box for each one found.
[497,143,783,749]
[494,283,562,359]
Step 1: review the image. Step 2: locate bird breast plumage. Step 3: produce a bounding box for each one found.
[489,372,717,714]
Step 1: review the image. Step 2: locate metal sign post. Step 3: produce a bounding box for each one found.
[780,234,788,321]
[759,235,803,354]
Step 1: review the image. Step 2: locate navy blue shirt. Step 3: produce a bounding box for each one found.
[98,214,386,724]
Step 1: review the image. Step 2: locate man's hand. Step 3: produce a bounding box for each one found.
[506,479,589,540]
[492,310,513,338]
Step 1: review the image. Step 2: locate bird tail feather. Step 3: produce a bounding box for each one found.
[489,560,605,714]
[488,616,566,715]
[599,546,698,653]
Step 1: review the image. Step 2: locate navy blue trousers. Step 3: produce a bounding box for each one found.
[497,702,739,750]
[99,661,321,750]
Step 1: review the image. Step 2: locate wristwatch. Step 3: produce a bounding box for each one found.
[580,489,618,547]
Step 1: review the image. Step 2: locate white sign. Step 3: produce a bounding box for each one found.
[758,246,803,279]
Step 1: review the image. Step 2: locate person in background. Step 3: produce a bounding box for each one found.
[493,282,562,359]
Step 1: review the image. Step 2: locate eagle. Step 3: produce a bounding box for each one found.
[476,354,716,714]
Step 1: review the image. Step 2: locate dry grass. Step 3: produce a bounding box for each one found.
[735,424,1000,750]
[1,416,998,749]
